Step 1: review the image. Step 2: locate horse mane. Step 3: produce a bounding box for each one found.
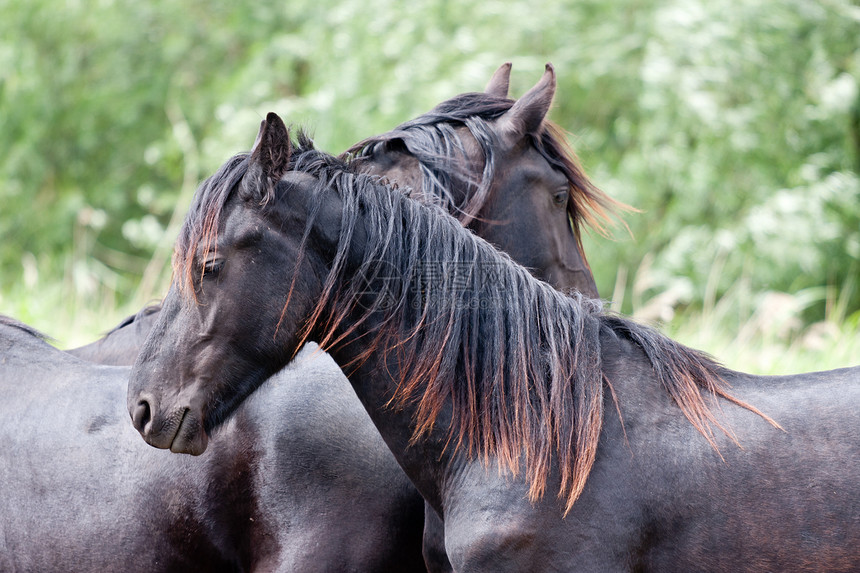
[176,134,775,516]
[276,141,772,515]
[103,303,163,336]
[0,314,54,343]
[344,91,627,262]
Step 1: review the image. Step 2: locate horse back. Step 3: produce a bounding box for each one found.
[0,321,248,572]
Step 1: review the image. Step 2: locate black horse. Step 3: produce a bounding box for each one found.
[129,111,860,572]
[0,315,424,572]
[64,64,616,571]
[345,62,616,296]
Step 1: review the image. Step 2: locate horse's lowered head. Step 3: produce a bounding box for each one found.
[127,114,334,455]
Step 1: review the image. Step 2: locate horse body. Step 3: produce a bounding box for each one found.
[1,321,242,572]
[436,342,860,571]
[321,312,860,571]
[51,64,609,571]
[608,357,860,571]
[647,366,860,571]
[290,290,860,571]
[1,318,424,572]
[127,111,860,571]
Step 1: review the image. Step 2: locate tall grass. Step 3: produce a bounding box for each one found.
[667,297,860,375]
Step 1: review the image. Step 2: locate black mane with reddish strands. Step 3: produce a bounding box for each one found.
[345,91,627,262]
[174,133,775,516]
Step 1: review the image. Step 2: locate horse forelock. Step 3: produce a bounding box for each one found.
[172,153,250,299]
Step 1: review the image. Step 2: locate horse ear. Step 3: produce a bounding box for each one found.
[485,62,512,98]
[497,63,556,139]
[242,112,292,201]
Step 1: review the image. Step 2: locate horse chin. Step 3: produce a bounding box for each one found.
[168,408,210,455]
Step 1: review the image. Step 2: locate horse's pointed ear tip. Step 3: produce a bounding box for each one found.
[265,112,288,130]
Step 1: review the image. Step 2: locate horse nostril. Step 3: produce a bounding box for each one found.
[133,399,153,435]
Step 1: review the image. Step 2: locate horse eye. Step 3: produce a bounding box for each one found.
[202,258,224,276]
[553,191,568,206]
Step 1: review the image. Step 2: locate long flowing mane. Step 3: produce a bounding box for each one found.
[175,136,775,515]
[344,92,626,260]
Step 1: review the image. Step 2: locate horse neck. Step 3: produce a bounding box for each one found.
[295,177,607,513]
[321,321,451,512]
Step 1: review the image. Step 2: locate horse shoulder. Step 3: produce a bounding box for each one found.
[437,335,667,571]
[237,346,426,572]
[440,448,643,572]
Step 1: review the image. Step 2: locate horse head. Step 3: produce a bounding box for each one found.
[349,63,609,298]
[127,114,335,455]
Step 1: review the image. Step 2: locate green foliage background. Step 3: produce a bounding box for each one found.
[1,0,858,367]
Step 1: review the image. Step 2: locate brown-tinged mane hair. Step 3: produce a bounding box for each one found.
[173,134,776,515]
[344,92,628,266]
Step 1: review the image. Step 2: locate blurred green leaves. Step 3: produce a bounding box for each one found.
[0,0,858,330]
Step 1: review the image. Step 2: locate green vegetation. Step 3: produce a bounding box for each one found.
[1,0,858,372]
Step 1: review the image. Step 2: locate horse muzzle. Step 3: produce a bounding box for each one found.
[130,394,209,455]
